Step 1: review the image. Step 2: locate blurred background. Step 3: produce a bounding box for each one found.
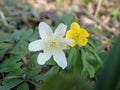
[0,0,120,90]
[0,0,120,49]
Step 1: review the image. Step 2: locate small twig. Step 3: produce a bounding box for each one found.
[0,10,13,28]
[90,31,111,51]
[90,31,108,41]
[94,0,103,17]
[22,57,28,65]
[76,9,118,35]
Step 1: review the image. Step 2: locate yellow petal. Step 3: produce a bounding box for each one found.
[66,30,73,39]
[66,22,89,47]
[78,37,88,46]
[79,28,89,37]
[70,22,80,31]
[66,30,77,47]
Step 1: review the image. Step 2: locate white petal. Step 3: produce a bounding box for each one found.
[28,40,44,51]
[59,38,73,49]
[54,23,67,38]
[53,49,67,69]
[37,50,52,65]
[39,22,53,40]
[64,38,73,45]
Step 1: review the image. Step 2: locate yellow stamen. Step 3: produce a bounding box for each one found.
[47,39,60,50]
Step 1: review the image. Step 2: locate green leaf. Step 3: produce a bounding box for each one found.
[0,49,8,59]
[36,66,59,81]
[81,0,89,6]
[21,29,33,40]
[10,40,29,56]
[0,43,12,59]
[1,55,21,66]
[86,44,103,67]
[81,49,95,78]
[12,30,24,40]
[96,35,120,90]
[46,58,56,65]
[0,43,12,49]
[111,10,120,20]
[67,47,82,72]
[4,75,22,80]
[30,81,40,88]
[0,56,22,73]
[30,66,41,78]
[62,12,73,27]
[62,13,79,29]
[86,63,95,78]
[0,79,23,90]
[12,29,37,41]
[0,33,13,42]
[10,48,29,56]
[40,73,93,90]
[15,40,29,48]
[10,62,23,75]
[17,82,29,90]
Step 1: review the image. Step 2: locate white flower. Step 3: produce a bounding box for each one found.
[28,22,72,69]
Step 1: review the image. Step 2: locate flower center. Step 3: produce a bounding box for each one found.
[50,41,57,47]
[47,39,60,51]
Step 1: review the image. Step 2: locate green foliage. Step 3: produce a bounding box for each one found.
[67,47,82,72]
[62,12,79,28]
[0,22,103,90]
[80,0,89,6]
[0,0,120,89]
[0,29,41,90]
[0,79,23,90]
[40,73,93,90]
[111,10,120,20]
[96,35,120,90]
[67,42,103,78]
[17,82,29,90]
[0,43,12,59]
[81,49,95,78]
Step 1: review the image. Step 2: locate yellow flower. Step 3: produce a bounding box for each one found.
[66,22,89,47]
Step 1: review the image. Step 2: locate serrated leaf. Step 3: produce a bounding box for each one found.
[17,82,29,90]
[12,30,23,40]
[86,44,103,67]
[30,66,41,78]
[0,43,12,49]
[10,48,29,56]
[0,49,8,59]
[30,81,40,88]
[4,75,22,80]
[40,73,92,90]
[39,66,59,81]
[0,33,13,42]
[0,56,21,67]
[21,29,33,40]
[86,63,95,78]
[81,49,95,78]
[10,62,23,75]
[0,56,23,74]
[67,47,82,72]
[0,43,12,59]
[96,35,120,90]
[46,58,56,65]
[16,40,29,48]
[0,79,23,90]
[62,12,73,27]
